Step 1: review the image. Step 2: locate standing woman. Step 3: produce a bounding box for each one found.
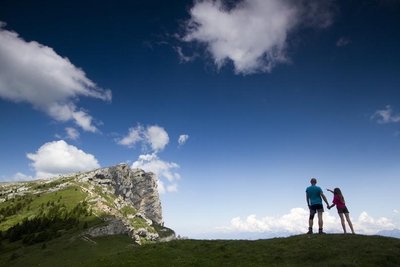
[327,188,355,234]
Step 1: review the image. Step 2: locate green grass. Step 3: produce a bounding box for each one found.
[92,185,116,207]
[120,205,137,216]
[2,180,398,266]
[0,186,87,231]
[1,234,399,267]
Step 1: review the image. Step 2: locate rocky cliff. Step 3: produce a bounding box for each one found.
[77,163,163,225]
[0,164,174,245]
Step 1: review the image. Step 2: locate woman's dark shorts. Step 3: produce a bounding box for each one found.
[337,206,349,214]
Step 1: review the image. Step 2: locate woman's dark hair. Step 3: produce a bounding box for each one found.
[334,188,345,203]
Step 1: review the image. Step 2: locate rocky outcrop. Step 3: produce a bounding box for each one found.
[0,164,174,245]
[77,164,163,225]
[86,218,129,237]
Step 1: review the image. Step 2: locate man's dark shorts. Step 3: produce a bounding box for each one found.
[309,204,324,215]
[337,206,349,214]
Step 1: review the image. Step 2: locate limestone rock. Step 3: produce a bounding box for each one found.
[77,163,163,225]
[87,218,128,237]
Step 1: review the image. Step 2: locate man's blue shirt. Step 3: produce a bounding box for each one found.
[306,185,322,205]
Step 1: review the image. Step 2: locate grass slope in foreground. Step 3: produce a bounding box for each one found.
[1,234,399,267]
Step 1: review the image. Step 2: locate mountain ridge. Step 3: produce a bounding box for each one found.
[0,163,175,246]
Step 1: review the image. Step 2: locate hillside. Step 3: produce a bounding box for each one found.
[1,166,400,266]
[1,234,399,266]
[0,164,175,250]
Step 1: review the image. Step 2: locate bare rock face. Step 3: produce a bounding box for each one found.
[79,163,163,225]
[87,218,129,237]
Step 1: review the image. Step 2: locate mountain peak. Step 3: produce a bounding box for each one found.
[0,164,174,245]
[77,164,163,225]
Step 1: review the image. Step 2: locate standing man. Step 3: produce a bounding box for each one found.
[306,178,329,234]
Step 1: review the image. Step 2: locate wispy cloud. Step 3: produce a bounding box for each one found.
[371,105,400,124]
[118,125,145,148]
[180,0,334,74]
[27,140,100,178]
[178,134,189,146]
[0,22,111,132]
[218,208,397,235]
[336,36,351,47]
[65,127,80,140]
[174,46,197,63]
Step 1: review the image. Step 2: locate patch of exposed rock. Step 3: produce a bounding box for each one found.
[77,164,163,225]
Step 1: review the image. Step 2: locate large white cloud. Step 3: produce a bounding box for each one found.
[218,208,397,235]
[181,0,334,74]
[27,140,100,178]
[131,153,180,194]
[118,125,169,152]
[0,22,111,132]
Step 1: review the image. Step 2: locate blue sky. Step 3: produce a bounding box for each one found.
[1,0,400,238]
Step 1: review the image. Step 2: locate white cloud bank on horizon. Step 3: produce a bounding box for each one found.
[218,208,397,235]
[181,0,334,74]
[9,172,34,182]
[0,22,111,132]
[371,105,400,124]
[27,140,100,178]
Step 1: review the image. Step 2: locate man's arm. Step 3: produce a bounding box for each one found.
[321,192,329,206]
[306,193,310,207]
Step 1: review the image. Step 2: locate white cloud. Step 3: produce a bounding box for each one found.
[219,208,320,233]
[167,183,178,193]
[11,172,34,181]
[131,153,180,193]
[157,180,166,194]
[0,23,111,132]
[178,134,189,146]
[118,125,169,152]
[65,127,80,140]
[27,140,100,178]
[218,208,397,235]
[356,211,396,234]
[174,46,197,63]
[121,125,180,193]
[145,125,169,152]
[118,125,144,148]
[181,0,334,74]
[371,105,400,124]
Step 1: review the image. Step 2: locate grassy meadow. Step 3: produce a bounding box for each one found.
[1,234,399,267]
[1,179,399,266]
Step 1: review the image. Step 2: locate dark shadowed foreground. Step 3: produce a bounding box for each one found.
[1,234,399,267]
